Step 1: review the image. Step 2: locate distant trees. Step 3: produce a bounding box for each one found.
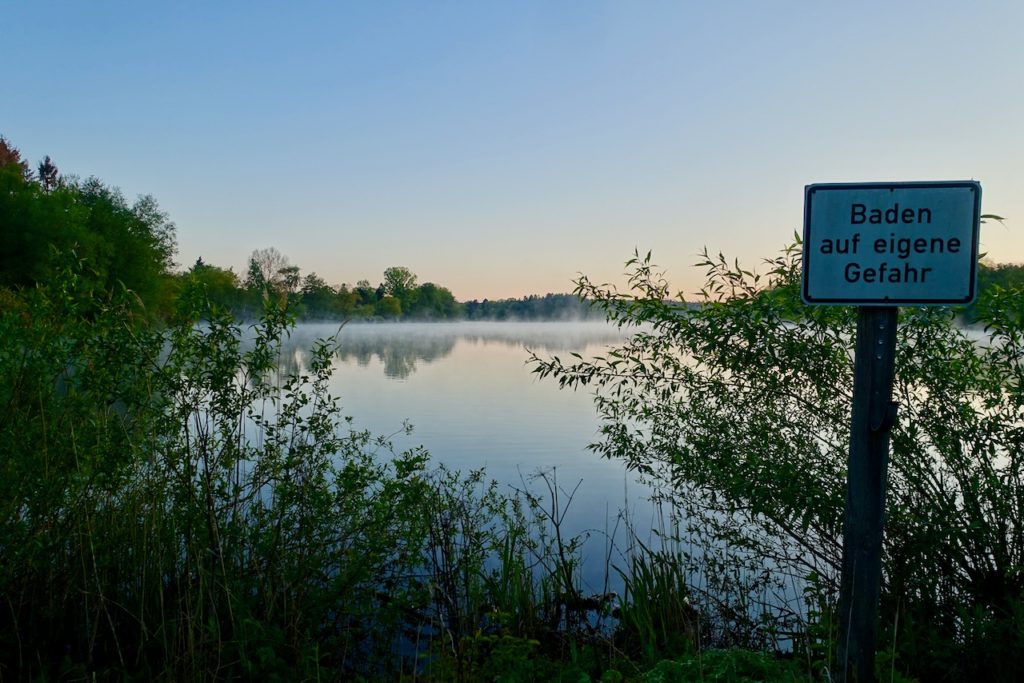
[179,254,470,321]
[383,266,417,300]
[298,272,358,320]
[375,296,403,318]
[5,130,1019,331]
[179,259,244,317]
[409,282,459,319]
[463,293,602,321]
[299,272,334,314]
[353,269,461,320]
[354,280,378,316]
[0,134,604,324]
[174,252,1024,325]
[245,247,294,303]
[177,253,603,322]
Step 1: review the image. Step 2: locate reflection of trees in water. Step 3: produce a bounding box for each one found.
[334,334,456,379]
[457,328,630,352]
[270,322,633,380]
[273,325,455,380]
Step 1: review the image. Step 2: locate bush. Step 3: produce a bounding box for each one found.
[0,261,609,679]
[0,261,445,678]
[532,245,1024,681]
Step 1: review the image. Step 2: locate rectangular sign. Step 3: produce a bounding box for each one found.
[802,181,981,305]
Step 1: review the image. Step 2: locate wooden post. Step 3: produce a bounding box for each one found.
[836,306,898,683]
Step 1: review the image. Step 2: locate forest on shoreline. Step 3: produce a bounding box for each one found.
[6,136,1021,326]
[0,136,602,323]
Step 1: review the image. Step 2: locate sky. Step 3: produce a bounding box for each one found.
[3,0,1022,300]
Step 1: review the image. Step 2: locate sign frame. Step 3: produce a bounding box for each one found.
[802,181,982,306]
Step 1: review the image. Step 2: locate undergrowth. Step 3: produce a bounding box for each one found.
[0,264,807,681]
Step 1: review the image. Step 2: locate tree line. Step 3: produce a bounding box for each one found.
[2,131,1020,325]
[182,251,605,321]
[0,135,604,322]
[183,252,462,321]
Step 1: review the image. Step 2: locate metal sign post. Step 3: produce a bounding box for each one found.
[802,181,981,683]
[837,306,897,682]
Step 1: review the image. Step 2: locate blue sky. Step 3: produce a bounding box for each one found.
[3,1,1022,299]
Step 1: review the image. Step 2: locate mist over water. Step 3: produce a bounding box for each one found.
[281,321,634,379]
[283,321,658,592]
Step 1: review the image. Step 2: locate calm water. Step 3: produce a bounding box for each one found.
[283,321,659,591]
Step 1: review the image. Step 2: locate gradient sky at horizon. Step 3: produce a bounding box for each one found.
[3,1,1022,300]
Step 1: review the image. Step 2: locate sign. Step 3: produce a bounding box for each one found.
[802,181,981,305]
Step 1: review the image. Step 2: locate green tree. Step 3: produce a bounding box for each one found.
[383,266,418,312]
[533,246,1024,680]
[245,247,295,307]
[334,283,358,317]
[0,142,177,316]
[375,295,402,318]
[383,266,418,297]
[75,180,178,314]
[410,282,460,319]
[37,155,58,192]
[353,279,378,317]
[300,272,343,319]
[180,258,243,318]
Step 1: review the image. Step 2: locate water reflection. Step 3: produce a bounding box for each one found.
[338,332,455,379]
[264,320,654,596]
[278,321,632,379]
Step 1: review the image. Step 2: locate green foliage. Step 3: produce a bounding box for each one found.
[383,265,418,310]
[640,649,804,682]
[446,633,544,682]
[464,293,604,321]
[963,260,1024,324]
[615,544,698,665]
[1,250,824,681]
[0,135,32,180]
[299,271,352,319]
[0,142,177,317]
[376,294,403,318]
[37,154,58,192]
[409,282,461,319]
[1,263,628,679]
[244,246,295,312]
[189,258,468,321]
[0,262,437,678]
[178,257,246,319]
[532,245,1024,681]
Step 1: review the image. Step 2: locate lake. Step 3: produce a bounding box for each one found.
[281,321,659,592]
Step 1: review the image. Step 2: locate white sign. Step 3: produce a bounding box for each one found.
[802,181,981,305]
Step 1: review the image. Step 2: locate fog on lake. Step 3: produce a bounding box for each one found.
[280,321,659,591]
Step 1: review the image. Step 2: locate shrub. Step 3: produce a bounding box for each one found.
[532,245,1024,680]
